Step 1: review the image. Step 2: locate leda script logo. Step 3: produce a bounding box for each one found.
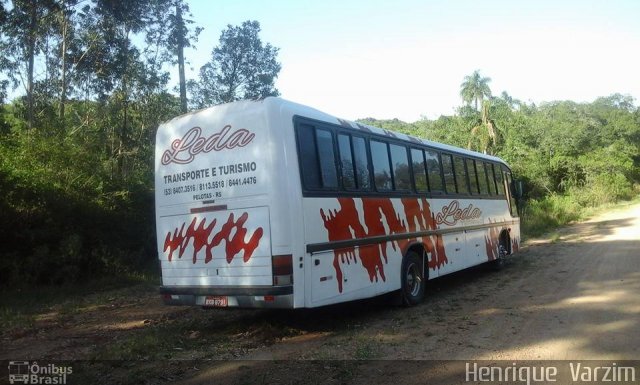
[435,200,482,226]
[161,125,255,165]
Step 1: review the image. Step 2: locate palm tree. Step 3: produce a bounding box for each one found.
[468,100,498,154]
[460,70,492,111]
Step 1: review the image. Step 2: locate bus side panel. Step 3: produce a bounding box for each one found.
[303,196,520,306]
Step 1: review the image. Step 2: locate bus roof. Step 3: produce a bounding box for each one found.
[161,97,509,167]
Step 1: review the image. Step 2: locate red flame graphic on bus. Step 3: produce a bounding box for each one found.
[485,219,519,261]
[485,219,501,261]
[320,198,447,293]
[164,212,263,264]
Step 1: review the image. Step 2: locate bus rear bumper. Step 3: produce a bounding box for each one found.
[159,285,294,309]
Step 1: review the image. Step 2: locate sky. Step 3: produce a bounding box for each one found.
[177,0,640,122]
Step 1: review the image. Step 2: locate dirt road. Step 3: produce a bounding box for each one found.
[2,202,639,384]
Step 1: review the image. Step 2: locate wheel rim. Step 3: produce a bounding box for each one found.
[405,262,422,297]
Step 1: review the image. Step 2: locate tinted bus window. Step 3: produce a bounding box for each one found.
[484,162,495,195]
[411,148,428,192]
[476,160,489,194]
[338,134,355,189]
[442,154,456,194]
[453,156,469,194]
[467,159,480,194]
[390,144,410,190]
[425,150,444,193]
[371,140,392,190]
[505,170,518,216]
[494,164,505,195]
[297,123,321,189]
[315,129,338,189]
[352,136,371,190]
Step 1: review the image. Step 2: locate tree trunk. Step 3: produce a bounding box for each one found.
[176,4,187,113]
[119,27,131,180]
[59,3,68,124]
[27,0,37,129]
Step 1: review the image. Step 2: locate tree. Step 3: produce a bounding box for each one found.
[0,1,9,104]
[165,0,202,113]
[189,20,280,108]
[468,100,498,154]
[2,0,57,128]
[460,70,492,111]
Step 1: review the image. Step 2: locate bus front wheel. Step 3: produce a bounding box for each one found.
[401,251,425,306]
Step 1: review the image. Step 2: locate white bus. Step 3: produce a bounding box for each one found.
[155,97,521,308]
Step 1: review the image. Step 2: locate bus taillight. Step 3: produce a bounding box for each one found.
[272,254,293,286]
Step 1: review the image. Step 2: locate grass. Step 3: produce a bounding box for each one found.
[0,273,160,335]
[520,194,583,239]
[521,194,640,240]
[91,323,185,360]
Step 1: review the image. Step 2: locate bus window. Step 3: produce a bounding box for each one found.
[467,159,480,194]
[411,148,428,192]
[390,144,410,191]
[371,140,392,190]
[442,154,456,194]
[484,162,495,195]
[453,156,469,194]
[504,170,518,216]
[315,129,338,189]
[494,164,505,195]
[297,123,322,189]
[477,160,489,194]
[425,150,444,193]
[338,134,356,189]
[352,136,371,190]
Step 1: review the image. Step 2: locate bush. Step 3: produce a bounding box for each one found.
[0,129,156,287]
[568,173,633,207]
[521,194,583,238]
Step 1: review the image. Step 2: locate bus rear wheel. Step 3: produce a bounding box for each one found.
[401,251,425,306]
[492,242,508,271]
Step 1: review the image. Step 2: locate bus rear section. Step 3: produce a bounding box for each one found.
[154,100,294,308]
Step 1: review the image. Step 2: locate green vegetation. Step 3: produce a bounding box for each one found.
[362,85,640,239]
[0,1,280,287]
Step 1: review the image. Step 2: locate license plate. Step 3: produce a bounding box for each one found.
[204,296,228,307]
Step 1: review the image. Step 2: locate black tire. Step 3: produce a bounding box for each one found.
[401,251,425,306]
